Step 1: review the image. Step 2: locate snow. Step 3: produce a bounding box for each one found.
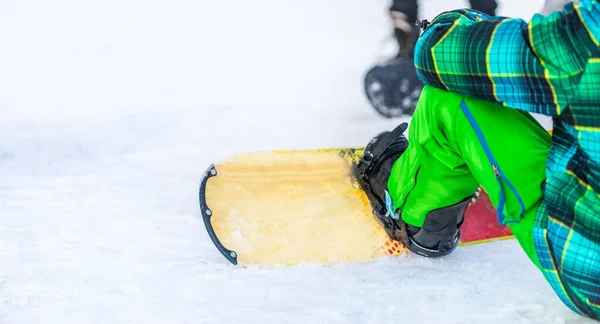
[0,0,590,323]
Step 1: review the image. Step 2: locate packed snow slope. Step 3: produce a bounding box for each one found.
[0,0,592,323]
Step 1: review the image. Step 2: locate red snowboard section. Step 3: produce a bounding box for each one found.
[460,188,513,244]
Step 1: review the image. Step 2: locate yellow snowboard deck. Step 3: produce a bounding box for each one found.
[199,148,512,267]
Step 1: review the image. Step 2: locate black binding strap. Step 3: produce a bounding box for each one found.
[368,122,408,160]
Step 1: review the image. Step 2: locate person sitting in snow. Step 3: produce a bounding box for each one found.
[354,0,599,320]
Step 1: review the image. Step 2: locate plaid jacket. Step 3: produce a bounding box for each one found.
[414,1,600,319]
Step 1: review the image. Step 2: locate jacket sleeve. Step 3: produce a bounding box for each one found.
[414,1,600,117]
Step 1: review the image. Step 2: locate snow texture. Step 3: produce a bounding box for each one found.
[0,0,592,323]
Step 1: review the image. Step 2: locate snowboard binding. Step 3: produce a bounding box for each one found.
[354,123,409,221]
[354,122,464,258]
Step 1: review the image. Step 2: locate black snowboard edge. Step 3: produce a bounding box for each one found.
[199,164,238,265]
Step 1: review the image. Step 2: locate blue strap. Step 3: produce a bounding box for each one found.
[459,100,525,225]
[384,190,400,220]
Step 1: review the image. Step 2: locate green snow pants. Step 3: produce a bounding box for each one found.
[388,85,552,269]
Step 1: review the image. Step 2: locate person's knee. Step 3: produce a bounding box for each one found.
[469,0,497,16]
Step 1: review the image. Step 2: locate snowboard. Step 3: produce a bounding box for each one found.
[364,57,423,118]
[198,147,513,267]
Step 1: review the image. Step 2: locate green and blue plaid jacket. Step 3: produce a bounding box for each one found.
[414,1,600,319]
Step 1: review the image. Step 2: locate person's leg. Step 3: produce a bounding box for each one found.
[389,0,420,58]
[469,0,497,16]
[534,122,600,318]
[357,85,600,318]
[387,85,551,267]
[390,0,418,30]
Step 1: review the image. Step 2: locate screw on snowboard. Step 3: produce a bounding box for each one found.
[198,148,513,267]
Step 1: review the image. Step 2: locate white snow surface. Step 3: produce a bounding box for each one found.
[0,0,592,323]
